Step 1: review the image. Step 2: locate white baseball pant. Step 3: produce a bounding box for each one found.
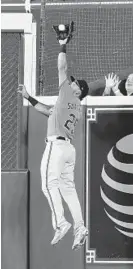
[40,138,84,230]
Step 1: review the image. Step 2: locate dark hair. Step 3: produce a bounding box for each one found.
[118,79,127,96]
[77,79,89,100]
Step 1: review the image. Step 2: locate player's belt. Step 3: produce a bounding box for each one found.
[57,136,67,141]
[46,136,70,142]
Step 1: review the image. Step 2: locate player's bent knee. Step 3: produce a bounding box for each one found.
[60,179,75,189]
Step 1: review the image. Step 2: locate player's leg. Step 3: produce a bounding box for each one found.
[59,143,83,228]
[41,141,71,244]
[59,143,88,249]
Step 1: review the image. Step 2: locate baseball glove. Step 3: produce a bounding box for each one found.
[53,21,74,44]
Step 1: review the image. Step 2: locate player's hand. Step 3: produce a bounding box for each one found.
[17,84,29,100]
[49,106,54,115]
[105,73,119,89]
[53,21,74,45]
[66,21,74,44]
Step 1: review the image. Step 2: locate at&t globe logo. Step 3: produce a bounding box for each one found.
[101,134,133,238]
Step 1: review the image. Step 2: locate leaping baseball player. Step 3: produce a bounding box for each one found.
[18,22,89,250]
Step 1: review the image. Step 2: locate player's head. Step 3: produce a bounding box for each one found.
[125,74,133,96]
[70,76,89,100]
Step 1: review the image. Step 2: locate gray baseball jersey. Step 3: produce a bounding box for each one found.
[47,79,82,140]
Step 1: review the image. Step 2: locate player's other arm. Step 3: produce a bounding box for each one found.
[18,85,53,117]
[58,39,68,87]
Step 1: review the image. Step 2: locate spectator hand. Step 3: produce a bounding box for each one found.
[105,73,120,89]
[112,79,121,94]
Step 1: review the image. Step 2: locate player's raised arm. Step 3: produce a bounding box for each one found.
[53,22,74,87]
[58,39,68,87]
[18,84,53,117]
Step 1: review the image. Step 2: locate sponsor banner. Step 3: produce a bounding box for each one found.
[86,106,133,264]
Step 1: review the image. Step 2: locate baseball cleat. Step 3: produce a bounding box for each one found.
[72,225,88,250]
[51,222,71,245]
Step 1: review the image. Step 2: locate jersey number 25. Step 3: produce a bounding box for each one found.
[64,113,78,134]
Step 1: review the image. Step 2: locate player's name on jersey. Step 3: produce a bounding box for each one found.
[68,102,81,112]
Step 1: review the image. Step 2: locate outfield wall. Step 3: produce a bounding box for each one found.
[28,98,133,269]
[1,101,133,269]
[1,171,29,269]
